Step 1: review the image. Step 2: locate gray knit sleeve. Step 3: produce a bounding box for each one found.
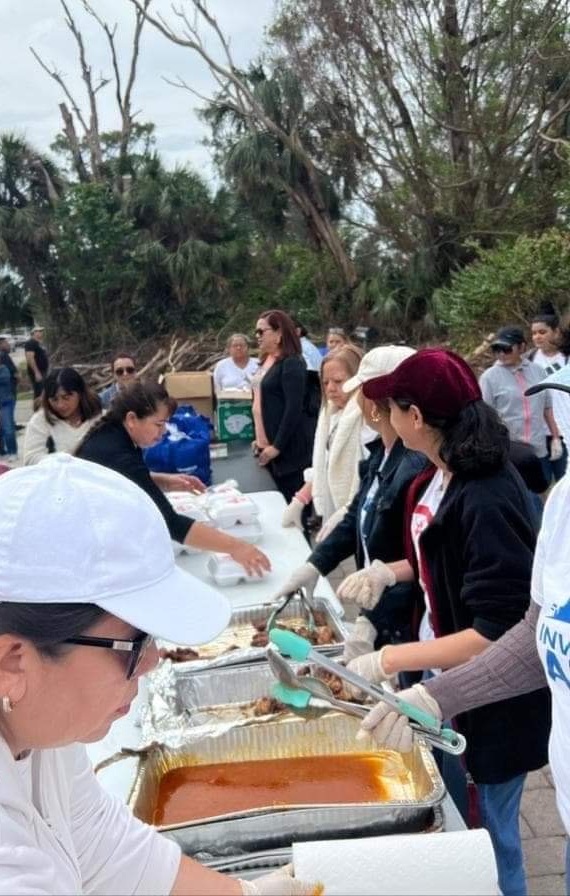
[425,601,546,719]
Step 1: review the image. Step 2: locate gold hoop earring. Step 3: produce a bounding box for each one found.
[371,406,381,423]
[2,695,13,713]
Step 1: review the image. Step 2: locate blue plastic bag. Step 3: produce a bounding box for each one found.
[143,407,212,484]
[170,405,213,441]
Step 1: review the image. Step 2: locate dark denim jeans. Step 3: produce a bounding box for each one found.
[0,399,17,455]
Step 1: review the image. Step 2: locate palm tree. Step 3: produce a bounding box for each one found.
[0,134,68,330]
[204,66,358,292]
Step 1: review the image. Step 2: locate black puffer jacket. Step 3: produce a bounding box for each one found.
[310,438,428,647]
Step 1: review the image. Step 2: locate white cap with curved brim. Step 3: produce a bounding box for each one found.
[342,345,416,393]
[525,364,570,397]
[0,454,231,645]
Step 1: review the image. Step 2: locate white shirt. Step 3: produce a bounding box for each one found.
[411,469,448,647]
[300,336,323,371]
[0,737,180,894]
[23,411,100,466]
[213,356,258,393]
[532,350,570,445]
[531,472,570,834]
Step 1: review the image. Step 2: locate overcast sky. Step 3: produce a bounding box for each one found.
[0,0,276,180]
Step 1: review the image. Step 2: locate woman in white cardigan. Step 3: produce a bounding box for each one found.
[23,368,102,465]
[282,344,366,533]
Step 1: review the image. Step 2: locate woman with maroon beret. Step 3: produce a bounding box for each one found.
[343,348,550,896]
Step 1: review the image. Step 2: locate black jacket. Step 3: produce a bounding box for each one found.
[76,421,194,543]
[310,438,428,646]
[407,463,550,784]
[259,355,317,477]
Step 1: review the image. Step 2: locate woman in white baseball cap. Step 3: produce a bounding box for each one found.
[0,455,315,896]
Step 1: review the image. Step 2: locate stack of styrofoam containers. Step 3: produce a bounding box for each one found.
[205,483,264,585]
[168,481,265,581]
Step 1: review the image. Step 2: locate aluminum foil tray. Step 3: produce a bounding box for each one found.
[175,660,302,716]
[160,596,348,670]
[130,713,445,846]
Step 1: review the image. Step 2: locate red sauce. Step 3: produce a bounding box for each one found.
[153,754,389,825]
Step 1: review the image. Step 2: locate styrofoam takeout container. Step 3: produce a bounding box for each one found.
[206,553,266,586]
[206,493,259,528]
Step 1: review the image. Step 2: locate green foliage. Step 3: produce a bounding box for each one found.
[434,230,570,349]
[55,183,138,298]
[0,275,32,329]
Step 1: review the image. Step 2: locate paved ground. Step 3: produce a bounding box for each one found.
[8,399,567,893]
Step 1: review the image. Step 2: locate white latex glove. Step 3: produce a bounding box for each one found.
[239,863,320,895]
[336,559,396,609]
[550,436,564,461]
[282,497,305,529]
[341,615,377,663]
[272,562,320,603]
[315,504,347,543]
[344,646,392,700]
[356,684,443,753]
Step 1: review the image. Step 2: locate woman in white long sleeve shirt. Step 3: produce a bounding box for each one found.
[23,367,101,465]
[0,456,315,896]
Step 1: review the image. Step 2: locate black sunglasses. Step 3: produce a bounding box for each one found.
[62,632,154,679]
[491,345,514,354]
[255,327,272,338]
[115,366,136,376]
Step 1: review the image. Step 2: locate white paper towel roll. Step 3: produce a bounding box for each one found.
[293,829,499,895]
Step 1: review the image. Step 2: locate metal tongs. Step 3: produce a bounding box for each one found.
[268,629,466,756]
[266,588,317,634]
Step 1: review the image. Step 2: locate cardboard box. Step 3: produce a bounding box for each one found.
[216,389,254,442]
[216,388,253,401]
[163,371,214,420]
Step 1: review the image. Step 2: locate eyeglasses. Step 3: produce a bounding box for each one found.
[255,327,272,338]
[491,345,514,354]
[62,632,154,679]
[115,366,136,376]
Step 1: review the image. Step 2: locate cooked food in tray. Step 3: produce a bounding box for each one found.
[250,614,335,648]
[152,754,399,826]
[160,612,339,663]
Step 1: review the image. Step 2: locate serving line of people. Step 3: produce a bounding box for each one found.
[273,347,553,896]
[0,455,315,895]
[332,348,553,896]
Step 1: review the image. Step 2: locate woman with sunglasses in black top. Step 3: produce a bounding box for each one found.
[252,309,318,503]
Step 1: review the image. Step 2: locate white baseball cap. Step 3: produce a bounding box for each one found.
[0,454,231,645]
[343,345,416,393]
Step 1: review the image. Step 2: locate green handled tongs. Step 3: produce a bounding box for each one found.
[269,628,466,756]
[266,588,317,633]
